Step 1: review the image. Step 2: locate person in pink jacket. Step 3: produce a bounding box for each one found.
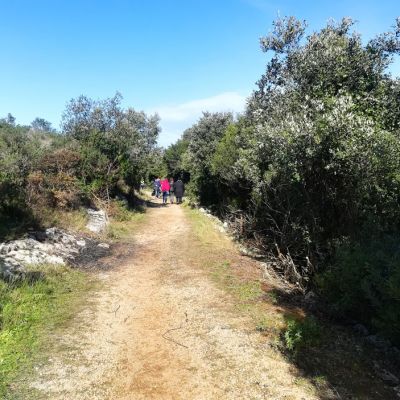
[160,177,170,205]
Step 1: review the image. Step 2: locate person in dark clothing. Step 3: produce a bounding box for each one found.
[174,179,184,204]
[169,178,175,204]
[154,177,161,198]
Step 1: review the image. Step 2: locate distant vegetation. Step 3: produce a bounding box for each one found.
[163,17,400,346]
[0,93,162,238]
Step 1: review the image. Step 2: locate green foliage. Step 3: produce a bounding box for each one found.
[211,124,240,181]
[163,137,190,181]
[182,112,233,206]
[30,117,55,133]
[147,147,168,181]
[284,316,322,353]
[317,235,400,344]
[0,93,161,235]
[62,93,161,193]
[169,17,400,345]
[0,121,43,232]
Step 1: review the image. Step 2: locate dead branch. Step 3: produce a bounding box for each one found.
[112,304,120,316]
[162,325,188,349]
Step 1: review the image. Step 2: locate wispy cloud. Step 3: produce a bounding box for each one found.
[150,92,247,147]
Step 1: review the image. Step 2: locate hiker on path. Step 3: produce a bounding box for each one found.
[169,178,175,204]
[174,178,184,204]
[160,177,170,205]
[154,177,161,198]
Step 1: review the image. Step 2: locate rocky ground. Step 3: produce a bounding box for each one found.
[0,208,110,281]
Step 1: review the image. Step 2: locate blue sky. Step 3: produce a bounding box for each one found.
[0,0,399,146]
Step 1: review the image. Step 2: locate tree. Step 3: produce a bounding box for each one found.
[163,137,190,181]
[31,117,54,132]
[183,112,233,206]
[61,93,161,198]
[0,113,16,126]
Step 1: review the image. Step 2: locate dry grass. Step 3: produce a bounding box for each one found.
[104,210,146,241]
[185,207,289,330]
[37,207,90,233]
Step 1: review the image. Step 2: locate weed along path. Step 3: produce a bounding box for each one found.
[18,202,353,399]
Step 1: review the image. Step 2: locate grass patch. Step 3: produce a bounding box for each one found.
[283,316,322,354]
[234,281,263,302]
[105,204,146,241]
[37,207,90,232]
[185,207,286,335]
[184,206,231,252]
[0,264,94,397]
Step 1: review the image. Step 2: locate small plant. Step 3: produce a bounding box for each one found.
[256,316,270,332]
[109,200,132,222]
[283,316,322,354]
[267,290,278,304]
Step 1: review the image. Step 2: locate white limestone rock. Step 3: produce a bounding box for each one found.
[86,209,108,233]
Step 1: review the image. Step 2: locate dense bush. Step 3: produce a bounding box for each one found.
[166,17,400,344]
[0,93,162,237]
[61,92,160,198]
[181,112,233,206]
[0,121,43,231]
[317,235,400,344]
[163,137,190,182]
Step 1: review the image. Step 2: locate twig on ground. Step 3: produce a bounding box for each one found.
[331,386,342,399]
[162,325,188,349]
[112,304,120,316]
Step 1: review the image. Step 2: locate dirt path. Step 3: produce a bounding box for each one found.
[28,202,319,400]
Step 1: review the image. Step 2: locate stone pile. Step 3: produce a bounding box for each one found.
[0,227,110,282]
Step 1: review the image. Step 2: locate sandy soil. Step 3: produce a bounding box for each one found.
[28,201,319,400]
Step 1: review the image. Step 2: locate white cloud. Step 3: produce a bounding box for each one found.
[149,92,247,147]
[155,92,247,122]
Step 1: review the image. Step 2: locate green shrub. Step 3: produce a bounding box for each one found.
[284,316,322,353]
[316,235,400,345]
[109,200,132,222]
[166,17,400,346]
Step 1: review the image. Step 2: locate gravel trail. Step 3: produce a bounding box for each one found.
[28,202,317,400]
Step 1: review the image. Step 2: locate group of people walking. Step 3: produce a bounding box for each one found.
[153,177,184,205]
